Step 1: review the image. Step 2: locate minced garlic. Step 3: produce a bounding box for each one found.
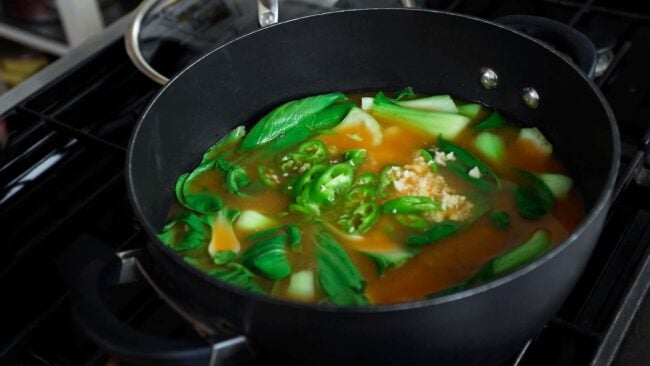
[388,154,473,222]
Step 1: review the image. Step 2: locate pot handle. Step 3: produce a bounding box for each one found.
[495,15,597,78]
[63,235,250,366]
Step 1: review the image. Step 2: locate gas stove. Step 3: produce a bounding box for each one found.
[1,1,650,365]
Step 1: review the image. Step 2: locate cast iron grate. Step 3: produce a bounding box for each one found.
[0,1,649,365]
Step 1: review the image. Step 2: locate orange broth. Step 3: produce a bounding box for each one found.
[163,92,584,305]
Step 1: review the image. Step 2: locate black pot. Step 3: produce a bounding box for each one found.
[71,9,619,366]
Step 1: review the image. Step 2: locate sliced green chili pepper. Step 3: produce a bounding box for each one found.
[297,140,328,163]
[338,202,380,234]
[277,152,313,175]
[309,163,354,204]
[379,164,399,199]
[438,138,500,188]
[382,196,442,215]
[394,213,429,231]
[355,172,378,187]
[345,186,377,207]
[445,161,493,191]
[343,149,367,168]
[417,148,438,172]
[258,165,282,189]
[291,164,327,199]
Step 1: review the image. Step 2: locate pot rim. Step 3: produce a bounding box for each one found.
[126,7,621,314]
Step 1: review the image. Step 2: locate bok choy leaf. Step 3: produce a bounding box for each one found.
[201,126,246,164]
[513,169,554,219]
[367,93,470,139]
[315,228,368,306]
[362,247,420,275]
[240,92,348,151]
[241,226,293,280]
[209,263,264,294]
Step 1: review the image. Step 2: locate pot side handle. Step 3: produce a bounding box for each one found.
[496,15,597,79]
[62,235,248,366]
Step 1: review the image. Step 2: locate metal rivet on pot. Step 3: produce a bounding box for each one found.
[259,12,276,26]
[522,87,540,109]
[480,68,498,90]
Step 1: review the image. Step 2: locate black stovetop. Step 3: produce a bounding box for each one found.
[1,1,650,365]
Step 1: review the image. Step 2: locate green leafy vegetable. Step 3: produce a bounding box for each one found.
[176,163,224,214]
[474,132,505,164]
[474,111,505,131]
[407,222,461,247]
[212,250,237,265]
[490,211,511,230]
[286,224,303,253]
[362,247,420,275]
[241,92,348,151]
[202,126,246,164]
[394,86,416,100]
[235,210,278,232]
[468,229,551,286]
[519,127,553,155]
[493,230,551,274]
[438,138,500,189]
[514,169,554,219]
[457,103,482,119]
[241,228,292,280]
[315,229,368,306]
[209,263,264,294]
[158,211,210,251]
[427,283,468,298]
[368,93,470,139]
[334,107,383,146]
[430,229,551,295]
[287,270,315,300]
[397,94,459,113]
[214,159,250,196]
[539,173,573,199]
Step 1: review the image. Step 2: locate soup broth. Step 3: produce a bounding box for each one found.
[159,89,583,305]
